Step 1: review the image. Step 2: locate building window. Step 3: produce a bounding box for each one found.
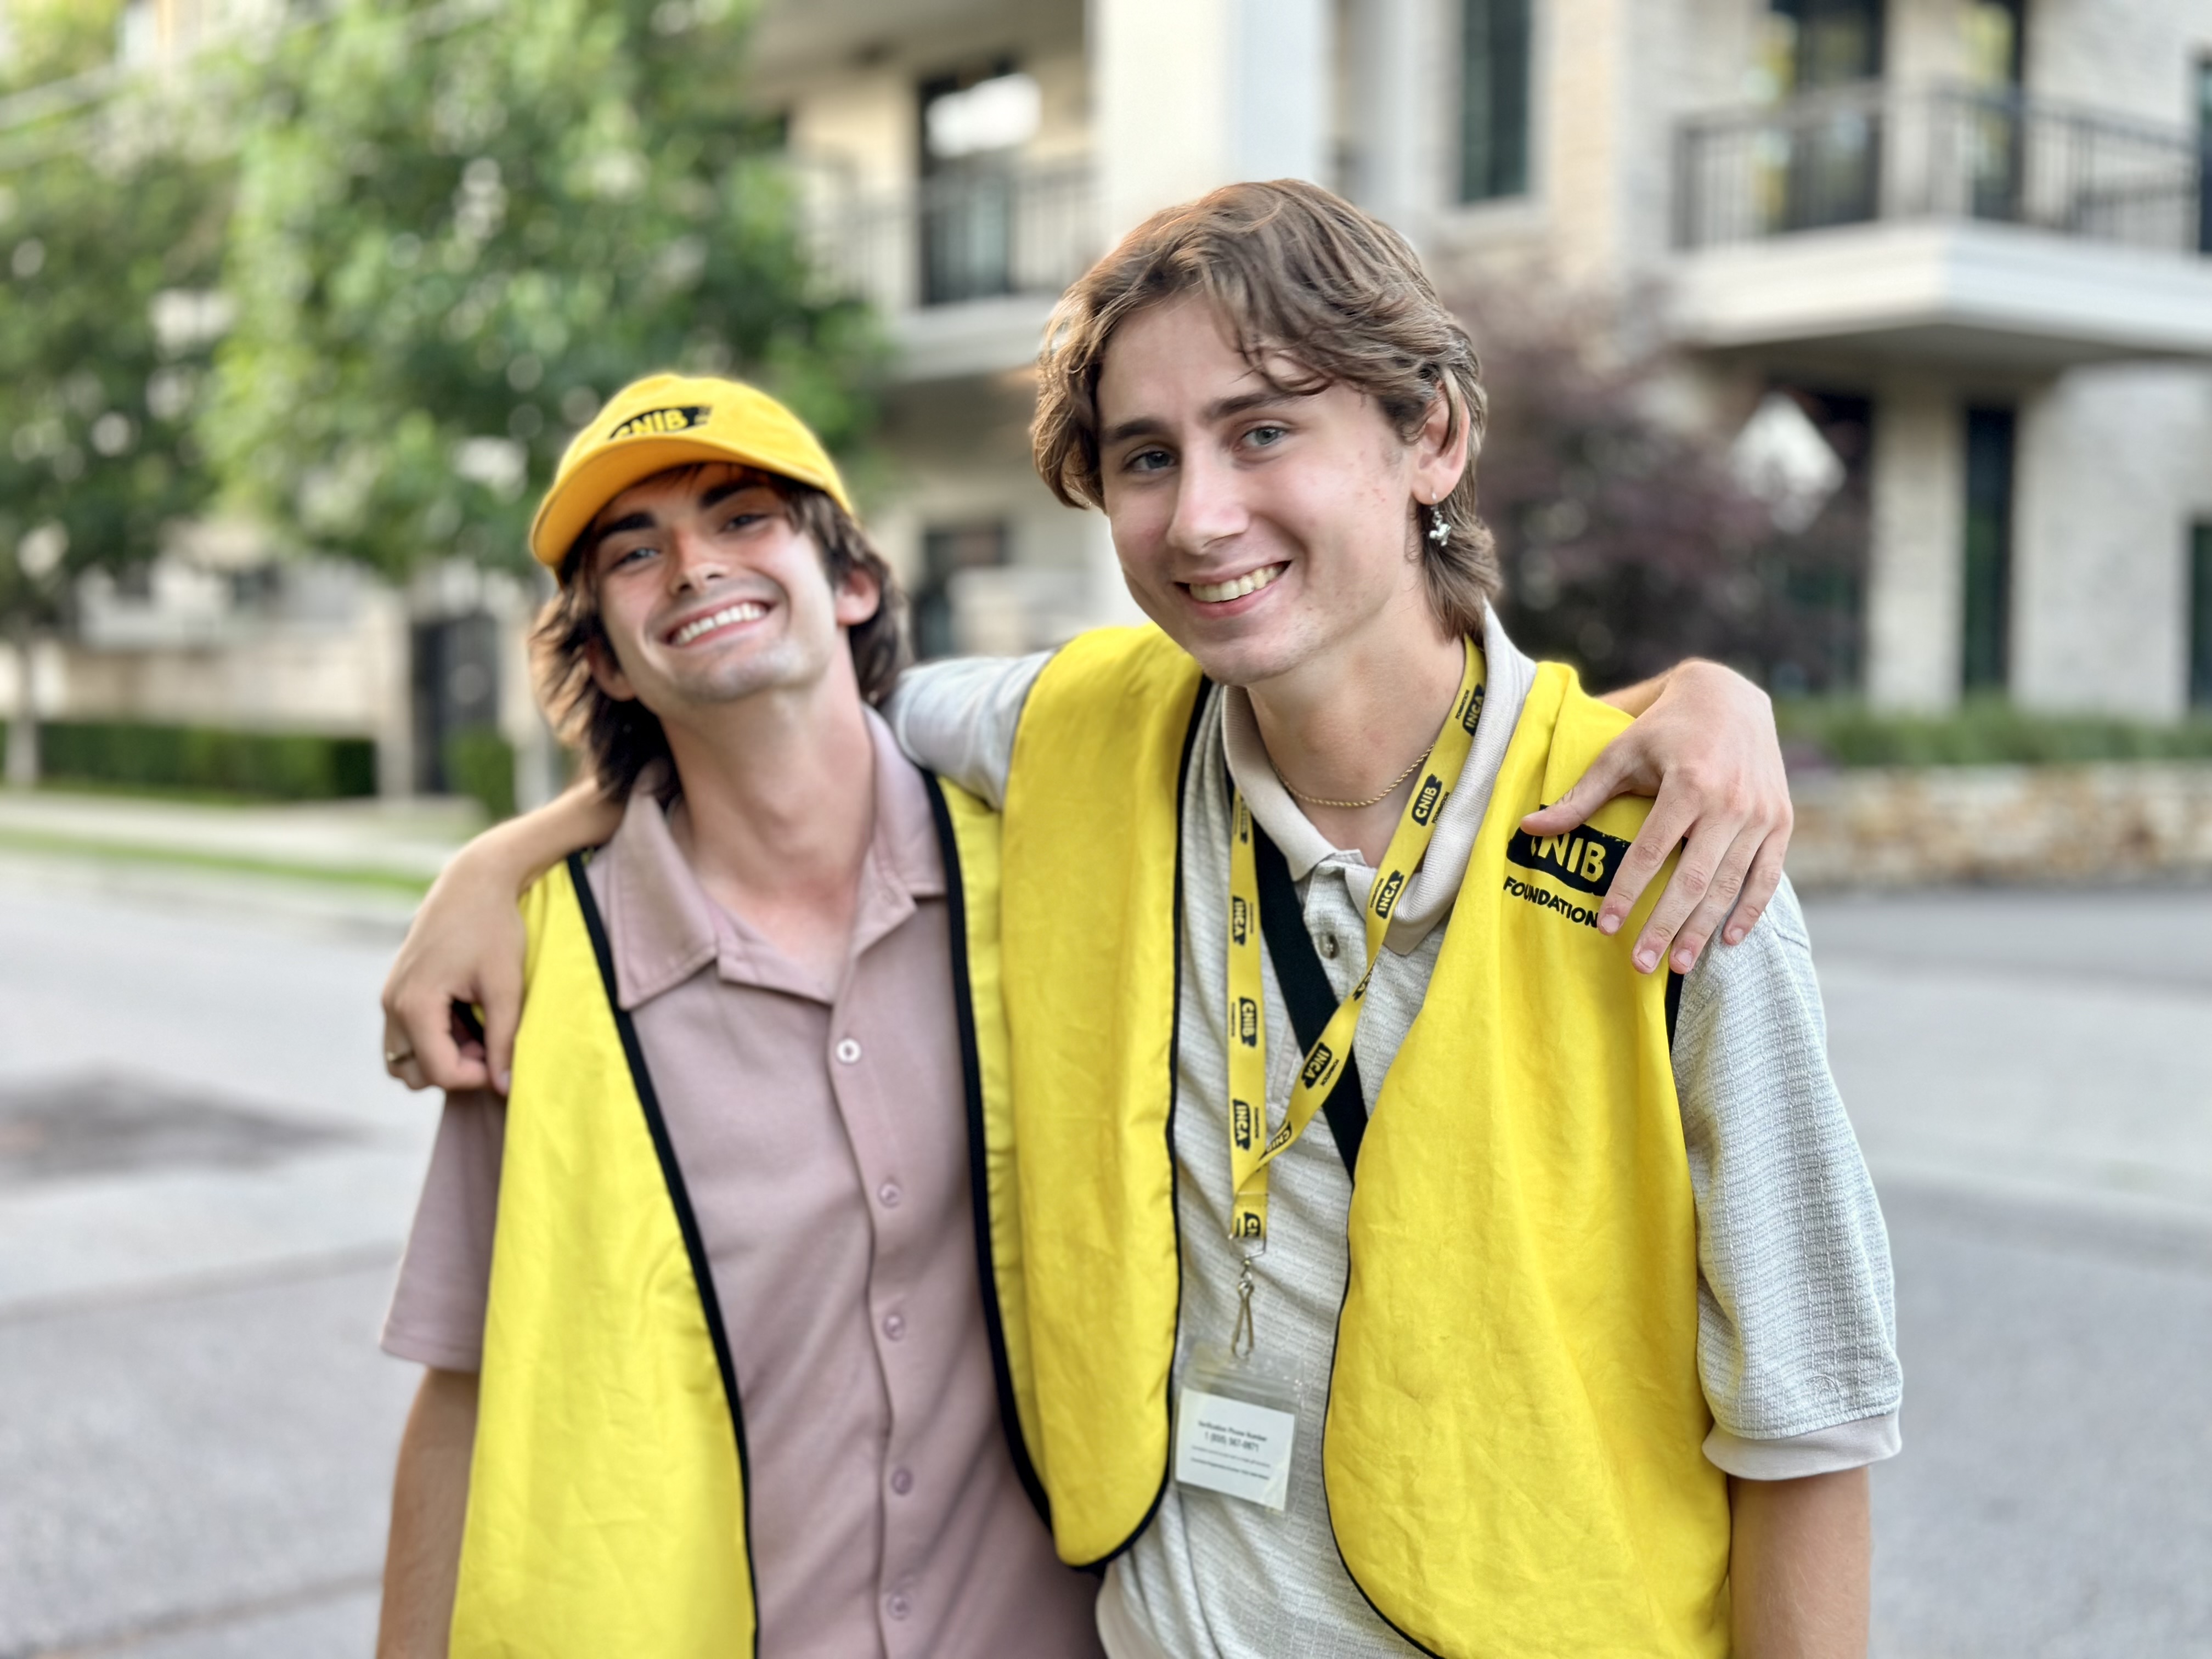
[2197,57,2211,256]
[1458,0,1531,202]
[912,522,1010,661]
[918,63,1038,306]
[1961,405,2016,695]
[2189,522,2212,708]
[1756,0,1884,231]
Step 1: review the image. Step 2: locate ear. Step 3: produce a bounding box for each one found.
[584,637,637,703]
[831,561,882,629]
[1409,383,1473,510]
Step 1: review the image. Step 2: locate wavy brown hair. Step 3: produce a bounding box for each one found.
[533,465,902,803]
[1032,178,1499,636]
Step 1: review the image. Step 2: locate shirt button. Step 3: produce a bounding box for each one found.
[1319,933,1339,958]
[890,1466,913,1495]
[883,1312,906,1341]
[887,1592,912,1621]
[835,1037,862,1065]
[877,1181,902,1209]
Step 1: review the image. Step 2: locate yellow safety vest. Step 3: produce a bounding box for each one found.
[951,625,1734,1658]
[449,854,757,1657]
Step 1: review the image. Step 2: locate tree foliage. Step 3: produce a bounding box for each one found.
[206,0,884,578]
[1462,286,1865,695]
[0,95,230,631]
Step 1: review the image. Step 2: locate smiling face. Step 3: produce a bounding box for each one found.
[580,462,880,724]
[1095,297,1469,690]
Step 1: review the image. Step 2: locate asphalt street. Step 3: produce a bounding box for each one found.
[0,859,2207,1657]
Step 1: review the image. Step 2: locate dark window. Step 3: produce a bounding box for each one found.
[2188,522,2212,708]
[1763,387,1872,696]
[2197,57,2211,255]
[410,612,501,794]
[1963,1,2027,222]
[1961,406,2016,695]
[912,522,1009,661]
[1459,0,1531,202]
[1768,0,1882,93]
[918,61,1023,306]
[1763,0,1884,230]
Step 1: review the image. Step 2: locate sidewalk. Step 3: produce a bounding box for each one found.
[0,788,478,939]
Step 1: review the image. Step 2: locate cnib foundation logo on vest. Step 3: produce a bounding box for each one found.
[1506,822,1630,898]
[1237,997,1260,1046]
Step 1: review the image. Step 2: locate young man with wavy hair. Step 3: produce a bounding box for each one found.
[381,185,1893,1657]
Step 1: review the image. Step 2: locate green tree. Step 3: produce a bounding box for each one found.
[0,0,129,89]
[206,0,883,582]
[0,67,231,783]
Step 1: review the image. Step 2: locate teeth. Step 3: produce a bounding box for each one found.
[1189,564,1286,605]
[672,602,766,645]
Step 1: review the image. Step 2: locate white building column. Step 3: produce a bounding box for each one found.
[2011,367,2211,719]
[1344,0,1435,236]
[1090,0,1333,241]
[1865,380,1965,711]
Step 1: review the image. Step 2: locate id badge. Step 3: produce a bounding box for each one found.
[1172,1343,1303,1513]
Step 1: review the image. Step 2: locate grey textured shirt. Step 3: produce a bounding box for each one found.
[886,615,1900,1659]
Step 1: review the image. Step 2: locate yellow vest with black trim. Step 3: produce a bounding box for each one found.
[447,853,758,1658]
[944,625,1734,1658]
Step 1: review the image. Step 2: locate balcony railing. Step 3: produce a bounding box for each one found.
[804,161,1099,315]
[1676,82,2209,256]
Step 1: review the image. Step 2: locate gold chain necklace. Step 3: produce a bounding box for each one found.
[1280,744,1435,811]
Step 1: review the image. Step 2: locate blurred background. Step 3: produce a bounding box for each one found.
[0,0,2207,1655]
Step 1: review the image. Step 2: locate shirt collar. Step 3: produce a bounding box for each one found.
[596,704,944,1009]
[1217,606,1539,952]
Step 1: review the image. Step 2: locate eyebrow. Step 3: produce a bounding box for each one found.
[1098,387,1312,449]
[587,479,768,559]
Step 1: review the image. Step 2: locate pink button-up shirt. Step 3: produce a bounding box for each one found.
[383,711,1100,1659]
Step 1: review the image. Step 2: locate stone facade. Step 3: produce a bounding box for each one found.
[1786,761,2212,887]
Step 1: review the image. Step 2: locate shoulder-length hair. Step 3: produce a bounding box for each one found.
[532,466,903,803]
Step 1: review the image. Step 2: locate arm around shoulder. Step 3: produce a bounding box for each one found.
[881,652,1052,809]
[1530,658,1791,977]
[382,779,621,1097]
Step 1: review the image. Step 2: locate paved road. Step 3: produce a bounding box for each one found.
[0,860,2207,1656]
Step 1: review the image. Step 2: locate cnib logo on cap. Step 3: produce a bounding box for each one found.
[607,405,712,441]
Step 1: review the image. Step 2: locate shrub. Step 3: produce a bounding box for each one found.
[442,726,516,823]
[1778,699,2212,768]
[0,719,377,799]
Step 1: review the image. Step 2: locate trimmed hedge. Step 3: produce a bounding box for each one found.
[442,726,516,822]
[0,719,378,800]
[1778,697,2212,769]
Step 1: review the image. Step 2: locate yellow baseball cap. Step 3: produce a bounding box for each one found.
[528,372,854,569]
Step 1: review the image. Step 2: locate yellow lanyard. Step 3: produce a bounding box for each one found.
[1224,638,1486,1245]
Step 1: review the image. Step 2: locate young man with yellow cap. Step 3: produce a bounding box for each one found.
[373,374,1104,1657]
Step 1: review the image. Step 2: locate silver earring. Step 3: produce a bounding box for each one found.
[1426,504,1453,546]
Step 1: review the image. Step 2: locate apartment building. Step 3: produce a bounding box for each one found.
[775,0,2212,715]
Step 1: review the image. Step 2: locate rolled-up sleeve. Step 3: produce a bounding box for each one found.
[1672,877,1903,1478]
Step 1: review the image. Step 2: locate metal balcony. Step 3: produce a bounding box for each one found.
[1669,84,2212,368]
[816,161,1096,307]
[1677,82,2208,255]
